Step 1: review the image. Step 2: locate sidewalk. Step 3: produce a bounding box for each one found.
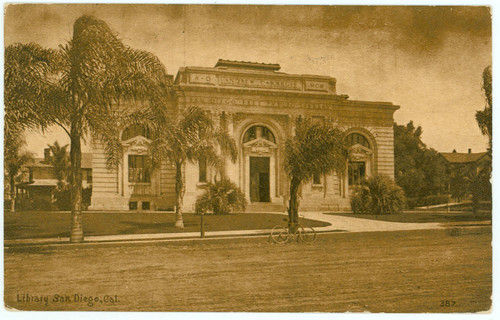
[4,212,453,247]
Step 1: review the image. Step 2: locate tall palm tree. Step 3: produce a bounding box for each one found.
[5,43,58,134]
[5,15,170,242]
[148,107,238,228]
[283,118,349,230]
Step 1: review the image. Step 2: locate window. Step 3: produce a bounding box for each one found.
[348,161,366,185]
[346,133,370,149]
[199,158,207,183]
[129,201,138,210]
[142,201,150,210]
[313,172,321,185]
[260,126,276,143]
[128,155,151,183]
[243,125,276,143]
[122,125,151,141]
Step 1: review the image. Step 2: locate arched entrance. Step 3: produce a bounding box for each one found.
[242,125,278,203]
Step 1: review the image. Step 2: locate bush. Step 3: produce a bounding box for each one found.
[53,187,71,210]
[195,179,246,214]
[351,175,406,214]
[83,187,92,210]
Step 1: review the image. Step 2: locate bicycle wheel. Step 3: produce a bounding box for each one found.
[270,226,289,244]
[299,226,317,243]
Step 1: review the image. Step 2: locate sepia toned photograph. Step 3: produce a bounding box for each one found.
[3,3,493,314]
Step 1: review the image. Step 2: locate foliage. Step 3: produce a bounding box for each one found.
[53,187,72,211]
[351,175,406,214]
[148,106,238,227]
[195,179,246,215]
[52,187,92,211]
[82,187,92,210]
[5,43,59,133]
[406,194,450,209]
[46,141,70,188]
[283,118,349,227]
[5,15,170,241]
[394,121,449,199]
[475,66,492,152]
[4,130,33,212]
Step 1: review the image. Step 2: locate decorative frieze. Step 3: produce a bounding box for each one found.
[183,71,335,94]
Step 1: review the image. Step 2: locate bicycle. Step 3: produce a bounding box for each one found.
[270,215,317,244]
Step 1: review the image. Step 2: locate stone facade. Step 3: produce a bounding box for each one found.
[89,59,399,212]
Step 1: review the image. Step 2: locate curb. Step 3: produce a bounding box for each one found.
[4,225,491,249]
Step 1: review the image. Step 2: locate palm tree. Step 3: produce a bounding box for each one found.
[5,43,58,134]
[283,118,349,230]
[4,130,32,213]
[149,107,238,228]
[5,16,170,242]
[46,141,70,189]
[5,43,57,213]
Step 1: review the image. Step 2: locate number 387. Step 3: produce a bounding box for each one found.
[440,300,456,307]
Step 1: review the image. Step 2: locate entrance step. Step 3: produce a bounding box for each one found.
[246,202,285,213]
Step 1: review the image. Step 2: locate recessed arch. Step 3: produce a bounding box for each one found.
[236,118,285,203]
[237,118,283,146]
[344,127,378,186]
[121,124,151,141]
[344,127,377,151]
[243,125,276,143]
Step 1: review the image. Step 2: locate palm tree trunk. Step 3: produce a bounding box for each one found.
[10,174,16,213]
[288,176,301,232]
[174,161,185,228]
[69,123,84,243]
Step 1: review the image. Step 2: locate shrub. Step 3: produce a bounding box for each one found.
[351,175,406,214]
[53,187,72,211]
[82,187,92,210]
[195,179,246,214]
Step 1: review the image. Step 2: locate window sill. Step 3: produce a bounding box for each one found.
[197,182,208,188]
[128,182,151,186]
[312,184,323,190]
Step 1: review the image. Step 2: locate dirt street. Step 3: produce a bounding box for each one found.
[4,228,491,312]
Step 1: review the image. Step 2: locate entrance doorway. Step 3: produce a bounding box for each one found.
[250,157,270,202]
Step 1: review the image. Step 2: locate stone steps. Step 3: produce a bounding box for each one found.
[245,202,285,213]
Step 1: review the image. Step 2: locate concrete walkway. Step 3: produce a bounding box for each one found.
[4,212,449,247]
[302,212,443,232]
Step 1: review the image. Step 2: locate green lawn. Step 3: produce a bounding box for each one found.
[325,211,492,223]
[4,211,330,240]
[4,228,492,312]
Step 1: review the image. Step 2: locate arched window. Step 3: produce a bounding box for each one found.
[346,132,370,149]
[121,125,151,141]
[346,132,371,186]
[243,125,276,143]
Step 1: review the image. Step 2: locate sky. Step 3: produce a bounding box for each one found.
[4,4,492,156]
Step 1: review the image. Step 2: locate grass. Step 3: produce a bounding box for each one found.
[325,211,492,223]
[4,211,330,240]
[4,228,491,312]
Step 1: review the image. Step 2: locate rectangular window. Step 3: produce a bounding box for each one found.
[348,161,366,185]
[129,201,138,210]
[199,158,207,183]
[142,201,150,210]
[313,172,321,185]
[128,155,151,183]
